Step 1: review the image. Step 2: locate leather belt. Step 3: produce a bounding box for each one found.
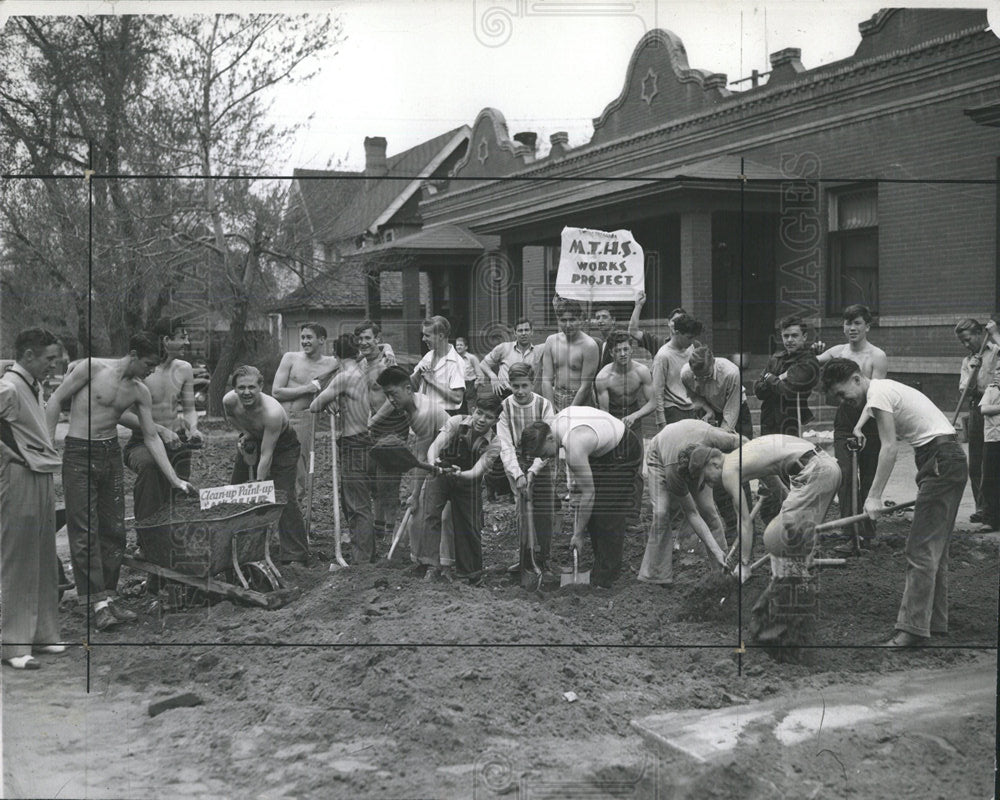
[918,434,957,451]
[787,446,823,476]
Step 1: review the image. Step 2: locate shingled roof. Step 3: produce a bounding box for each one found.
[291,126,469,243]
[269,260,406,313]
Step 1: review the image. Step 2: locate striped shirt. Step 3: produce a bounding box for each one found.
[497,393,555,480]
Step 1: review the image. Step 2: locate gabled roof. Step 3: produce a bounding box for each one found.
[292,126,469,243]
[268,259,398,313]
[346,224,499,257]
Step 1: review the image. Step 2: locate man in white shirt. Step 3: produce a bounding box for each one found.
[823,358,968,647]
[480,317,540,398]
[412,316,465,414]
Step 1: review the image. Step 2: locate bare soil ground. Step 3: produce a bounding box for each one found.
[3,427,997,799]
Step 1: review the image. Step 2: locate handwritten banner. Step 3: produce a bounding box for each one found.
[555,227,645,301]
[200,480,276,511]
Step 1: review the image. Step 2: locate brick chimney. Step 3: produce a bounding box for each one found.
[513,132,538,152]
[549,131,569,158]
[364,136,388,177]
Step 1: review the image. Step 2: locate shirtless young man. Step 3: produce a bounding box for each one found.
[45,332,195,630]
[271,322,340,499]
[720,434,841,577]
[594,331,656,429]
[541,297,600,412]
[816,304,888,550]
[224,366,309,565]
[310,335,376,564]
[121,318,203,523]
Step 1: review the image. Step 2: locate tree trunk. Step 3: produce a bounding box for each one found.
[208,300,248,416]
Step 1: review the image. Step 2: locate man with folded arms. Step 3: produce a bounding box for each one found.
[2,329,64,669]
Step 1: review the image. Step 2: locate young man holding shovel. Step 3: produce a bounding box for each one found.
[519,407,643,589]
[271,322,340,502]
[496,363,556,574]
[310,335,376,563]
[815,304,888,552]
[423,395,503,582]
[223,365,309,567]
[373,366,451,571]
[822,358,968,647]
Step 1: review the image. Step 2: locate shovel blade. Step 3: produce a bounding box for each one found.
[560,568,591,587]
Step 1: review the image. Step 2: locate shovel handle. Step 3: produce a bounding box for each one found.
[524,494,541,574]
[387,506,413,561]
[951,334,992,426]
[814,499,917,533]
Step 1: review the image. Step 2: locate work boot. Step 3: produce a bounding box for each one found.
[107,600,138,622]
[94,605,119,631]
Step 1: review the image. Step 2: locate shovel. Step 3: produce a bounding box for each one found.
[303,411,318,547]
[519,493,543,590]
[560,508,590,587]
[387,506,414,562]
[329,410,349,568]
[368,436,438,474]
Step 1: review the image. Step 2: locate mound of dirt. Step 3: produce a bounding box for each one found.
[37,432,1000,798]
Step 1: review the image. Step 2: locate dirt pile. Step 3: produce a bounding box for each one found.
[39,431,1000,798]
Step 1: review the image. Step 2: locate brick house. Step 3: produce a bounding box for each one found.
[412,7,999,407]
[270,127,475,357]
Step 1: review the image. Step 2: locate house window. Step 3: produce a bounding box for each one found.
[829,186,878,313]
[382,229,394,243]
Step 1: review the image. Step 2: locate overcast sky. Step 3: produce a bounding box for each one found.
[5,0,998,173]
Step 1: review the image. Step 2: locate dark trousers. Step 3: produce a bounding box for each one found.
[421,474,483,574]
[124,434,192,523]
[833,403,880,542]
[339,433,376,563]
[231,427,309,563]
[967,399,984,513]
[369,410,409,534]
[587,427,644,587]
[521,466,558,569]
[63,437,126,602]
[895,439,967,637]
[981,441,1000,527]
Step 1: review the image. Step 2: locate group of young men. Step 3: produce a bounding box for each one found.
[2,294,996,668]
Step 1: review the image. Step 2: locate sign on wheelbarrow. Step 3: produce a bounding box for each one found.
[200,480,275,511]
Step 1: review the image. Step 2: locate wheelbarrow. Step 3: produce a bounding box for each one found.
[122,490,299,609]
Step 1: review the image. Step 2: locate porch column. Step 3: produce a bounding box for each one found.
[365,269,382,324]
[401,266,422,356]
[679,211,713,345]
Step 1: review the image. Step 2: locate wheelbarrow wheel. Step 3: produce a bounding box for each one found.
[241,561,281,593]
